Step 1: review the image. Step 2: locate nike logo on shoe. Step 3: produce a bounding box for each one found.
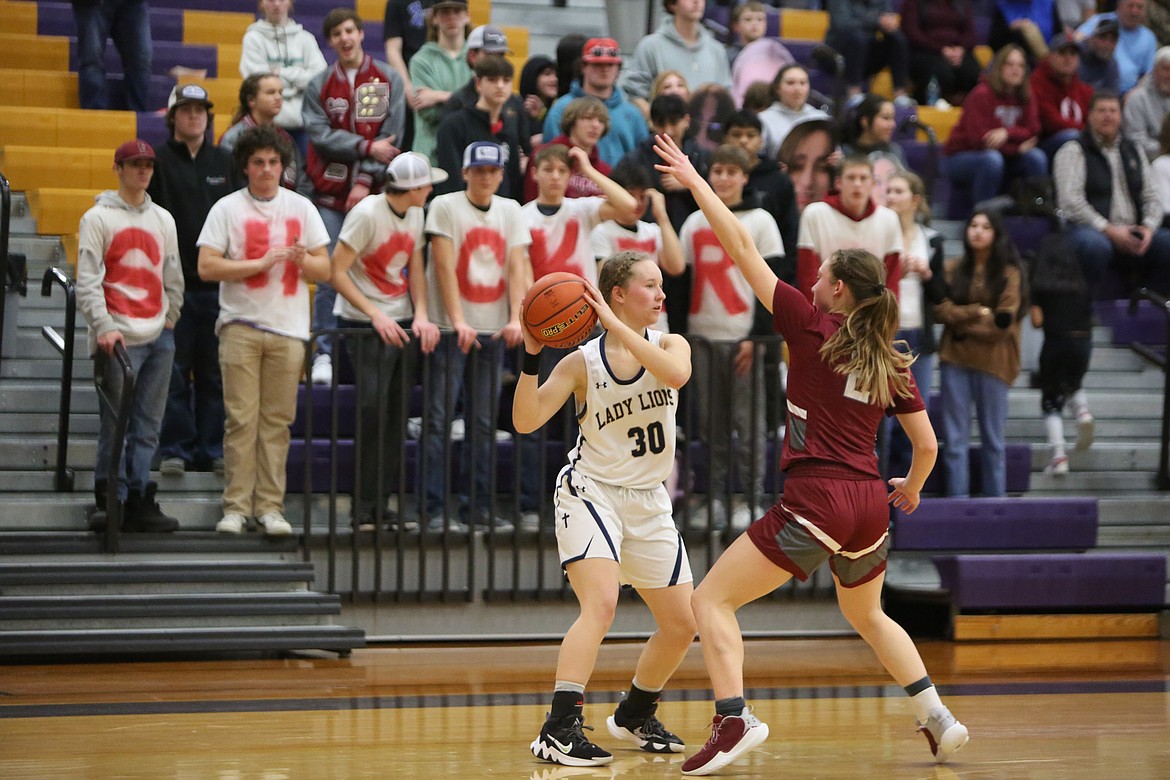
[549,736,574,754]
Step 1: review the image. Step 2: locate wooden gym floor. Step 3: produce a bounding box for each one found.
[2,637,1169,778]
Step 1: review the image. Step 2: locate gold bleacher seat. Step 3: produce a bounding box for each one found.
[26,188,102,237]
[469,0,491,27]
[781,9,829,41]
[0,69,79,109]
[218,43,243,81]
[0,107,135,149]
[0,1,38,36]
[0,33,69,71]
[1,146,118,191]
[916,105,960,143]
[183,10,254,47]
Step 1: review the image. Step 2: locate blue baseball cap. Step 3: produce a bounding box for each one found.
[462,141,508,169]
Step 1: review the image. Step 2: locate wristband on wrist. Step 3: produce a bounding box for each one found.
[521,351,541,376]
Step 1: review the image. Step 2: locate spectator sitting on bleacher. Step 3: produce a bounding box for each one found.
[1054,89,1170,289]
[1078,0,1157,94]
[303,8,405,385]
[1150,114,1170,226]
[1122,46,1170,160]
[1077,17,1122,92]
[71,0,152,111]
[934,208,1023,497]
[220,74,309,195]
[408,0,472,165]
[740,80,774,114]
[620,0,732,118]
[77,140,183,533]
[840,93,907,167]
[726,0,769,66]
[990,0,1061,65]
[240,0,328,157]
[759,65,831,159]
[900,0,982,106]
[542,38,648,168]
[1057,0,1095,29]
[526,97,613,202]
[941,45,1048,207]
[824,0,913,104]
[1030,33,1093,161]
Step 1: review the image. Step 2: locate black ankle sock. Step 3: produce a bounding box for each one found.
[715,696,746,717]
[550,689,584,720]
[618,683,660,719]
[904,675,933,697]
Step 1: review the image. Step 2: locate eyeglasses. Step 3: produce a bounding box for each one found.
[587,45,620,60]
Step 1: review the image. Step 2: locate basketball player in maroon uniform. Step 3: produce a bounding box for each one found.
[653,133,969,776]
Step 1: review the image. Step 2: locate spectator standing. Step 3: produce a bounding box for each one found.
[304,8,405,384]
[220,74,310,195]
[435,55,527,199]
[941,45,1047,207]
[71,0,152,111]
[1078,1,1158,94]
[443,24,531,153]
[520,55,559,141]
[198,126,331,536]
[1123,46,1170,160]
[408,0,472,164]
[543,38,649,168]
[329,153,445,530]
[723,111,798,270]
[650,70,691,105]
[840,93,907,166]
[824,0,912,102]
[382,0,444,151]
[935,209,1022,498]
[148,85,236,478]
[1078,17,1122,92]
[621,0,732,116]
[240,0,327,156]
[77,140,183,532]
[900,0,981,106]
[526,97,613,202]
[422,142,531,532]
[1054,90,1170,288]
[1030,33,1094,160]
[758,65,831,159]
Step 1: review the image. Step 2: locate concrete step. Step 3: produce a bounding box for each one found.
[6,193,37,233]
[0,412,99,435]
[0,624,365,656]
[0,469,225,492]
[1099,494,1170,524]
[1027,442,1165,472]
[0,358,91,379]
[1011,368,1165,391]
[1003,389,1162,420]
[1005,418,1167,441]
[1025,469,1162,495]
[7,235,67,265]
[0,559,315,596]
[0,530,300,558]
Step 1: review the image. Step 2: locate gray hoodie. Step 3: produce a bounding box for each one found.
[1123,72,1170,160]
[76,191,184,356]
[620,16,732,101]
[240,19,328,130]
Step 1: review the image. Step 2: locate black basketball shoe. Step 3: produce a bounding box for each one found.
[530,713,613,766]
[606,708,685,753]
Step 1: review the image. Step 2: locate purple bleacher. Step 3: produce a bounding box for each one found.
[135,111,170,148]
[782,39,815,66]
[70,39,219,78]
[1095,299,1170,346]
[915,443,1031,494]
[38,3,186,42]
[973,16,992,46]
[290,384,357,438]
[932,553,1167,610]
[891,497,1097,551]
[1002,215,1050,257]
[286,438,357,493]
[901,140,933,180]
[107,74,176,112]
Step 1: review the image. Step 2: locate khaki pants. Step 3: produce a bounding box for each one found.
[219,323,305,517]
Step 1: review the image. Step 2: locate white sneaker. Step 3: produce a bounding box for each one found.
[688,499,728,532]
[917,706,969,763]
[216,513,247,534]
[159,457,185,477]
[730,503,765,532]
[257,511,293,536]
[1075,407,1095,452]
[1046,455,1069,476]
[311,353,332,385]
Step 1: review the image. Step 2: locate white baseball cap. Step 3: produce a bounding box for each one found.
[386,152,449,190]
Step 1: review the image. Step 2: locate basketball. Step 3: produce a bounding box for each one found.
[522,272,598,349]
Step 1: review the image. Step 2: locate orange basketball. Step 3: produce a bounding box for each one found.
[522,272,599,349]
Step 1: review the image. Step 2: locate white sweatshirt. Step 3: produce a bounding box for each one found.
[239,19,328,130]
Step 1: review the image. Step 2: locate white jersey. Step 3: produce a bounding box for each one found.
[424,192,531,334]
[566,329,678,490]
[197,187,330,340]
[521,196,604,286]
[681,206,783,341]
[333,193,423,322]
[591,219,670,332]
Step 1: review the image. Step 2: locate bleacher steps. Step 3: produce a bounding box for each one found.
[0,625,364,656]
[490,0,606,56]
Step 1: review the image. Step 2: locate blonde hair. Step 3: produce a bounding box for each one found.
[598,250,653,304]
[818,248,913,408]
[650,70,689,103]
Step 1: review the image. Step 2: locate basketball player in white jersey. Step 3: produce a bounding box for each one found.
[515,251,695,767]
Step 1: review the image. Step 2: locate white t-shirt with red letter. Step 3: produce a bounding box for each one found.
[521,196,604,286]
[333,193,424,322]
[591,219,669,331]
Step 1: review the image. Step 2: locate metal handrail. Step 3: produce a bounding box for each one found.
[0,172,10,371]
[40,267,77,492]
[94,341,136,552]
[1129,287,1170,490]
[898,115,940,200]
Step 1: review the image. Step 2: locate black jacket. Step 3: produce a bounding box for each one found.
[745,157,799,276]
[434,103,527,200]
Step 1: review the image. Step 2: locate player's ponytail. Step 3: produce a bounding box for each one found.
[819,248,914,408]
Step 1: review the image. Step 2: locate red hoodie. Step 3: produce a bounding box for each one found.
[943,80,1041,156]
[523,135,611,203]
[1029,57,1092,137]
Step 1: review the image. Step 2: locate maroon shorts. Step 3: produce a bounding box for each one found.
[746,473,890,587]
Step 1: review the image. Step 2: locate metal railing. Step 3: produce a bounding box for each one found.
[40,267,77,493]
[1129,287,1170,490]
[93,342,136,553]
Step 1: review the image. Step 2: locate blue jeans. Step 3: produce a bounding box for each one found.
[886,328,935,477]
[1039,129,1080,162]
[72,0,153,111]
[314,205,344,357]
[159,290,224,466]
[1066,223,1170,287]
[941,147,1048,206]
[95,329,175,500]
[422,335,504,518]
[939,361,1009,497]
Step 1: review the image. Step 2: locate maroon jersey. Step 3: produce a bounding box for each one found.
[772,280,924,479]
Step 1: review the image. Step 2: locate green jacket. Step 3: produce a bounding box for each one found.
[409,42,473,163]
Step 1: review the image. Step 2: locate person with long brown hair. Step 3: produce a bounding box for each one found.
[653,133,968,776]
